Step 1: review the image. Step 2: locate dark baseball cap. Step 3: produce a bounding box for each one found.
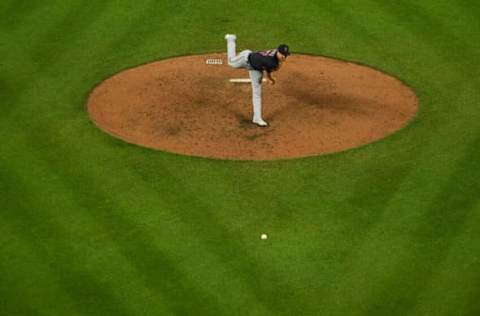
[277,44,290,57]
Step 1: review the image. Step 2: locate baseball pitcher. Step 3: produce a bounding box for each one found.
[225,34,290,127]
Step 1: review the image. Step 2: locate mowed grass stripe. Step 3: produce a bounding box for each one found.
[0,168,124,316]
[309,2,480,314]
[136,162,298,314]
[0,144,219,316]
[3,0,160,119]
[29,2,110,70]
[121,130,438,308]
[121,141,431,313]
[0,220,82,316]
[2,2,103,74]
[358,134,480,316]
[1,121,276,314]
[303,161,432,313]
[54,133,278,314]
[404,135,480,315]
[0,129,210,315]
[122,142,416,314]
[0,154,175,315]
[372,1,476,77]
[0,2,78,115]
[412,201,480,315]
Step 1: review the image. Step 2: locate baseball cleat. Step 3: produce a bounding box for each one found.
[224,34,237,41]
[252,118,268,127]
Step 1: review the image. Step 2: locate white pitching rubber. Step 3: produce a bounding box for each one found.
[229,78,267,83]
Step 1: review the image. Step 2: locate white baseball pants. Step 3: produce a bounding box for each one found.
[226,37,264,122]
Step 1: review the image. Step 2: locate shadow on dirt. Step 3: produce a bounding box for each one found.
[270,72,376,119]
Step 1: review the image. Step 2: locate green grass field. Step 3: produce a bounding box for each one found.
[1,0,479,315]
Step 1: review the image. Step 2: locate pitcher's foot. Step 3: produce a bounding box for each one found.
[224,34,237,41]
[252,118,268,127]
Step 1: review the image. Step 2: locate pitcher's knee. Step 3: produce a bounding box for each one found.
[228,62,241,69]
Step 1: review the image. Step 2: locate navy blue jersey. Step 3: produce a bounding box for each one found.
[248,49,279,72]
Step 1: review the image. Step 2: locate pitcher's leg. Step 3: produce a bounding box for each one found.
[249,70,268,126]
[228,50,251,69]
[225,34,240,67]
[225,34,236,61]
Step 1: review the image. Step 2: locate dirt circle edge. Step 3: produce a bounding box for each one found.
[86,53,419,161]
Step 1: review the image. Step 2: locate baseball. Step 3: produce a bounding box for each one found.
[261,234,268,240]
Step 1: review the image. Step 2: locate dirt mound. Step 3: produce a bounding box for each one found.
[87,53,418,160]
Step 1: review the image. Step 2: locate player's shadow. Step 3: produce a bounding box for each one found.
[271,90,375,121]
[233,111,255,129]
[269,73,376,120]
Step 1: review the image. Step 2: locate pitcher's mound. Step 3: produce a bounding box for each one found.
[87,53,418,160]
